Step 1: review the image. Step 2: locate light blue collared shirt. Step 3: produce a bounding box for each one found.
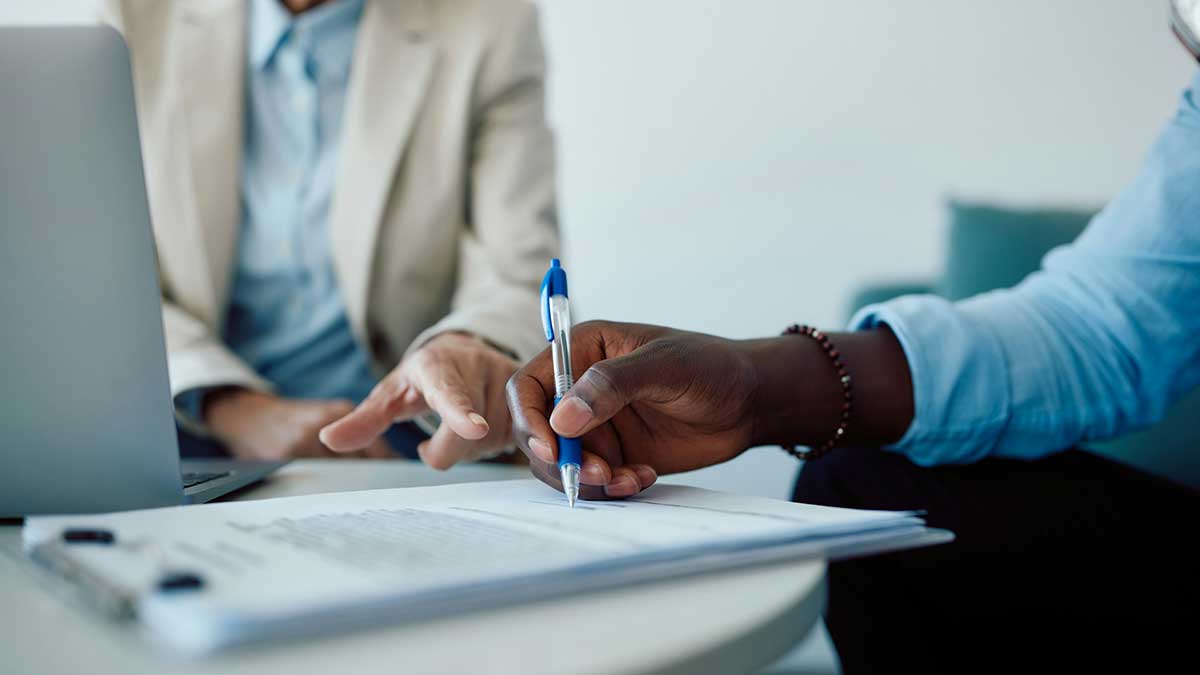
[852,72,1200,466]
[222,0,377,403]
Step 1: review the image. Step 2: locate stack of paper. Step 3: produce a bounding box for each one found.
[23,480,950,654]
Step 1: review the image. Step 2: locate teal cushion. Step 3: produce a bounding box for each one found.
[938,201,1095,301]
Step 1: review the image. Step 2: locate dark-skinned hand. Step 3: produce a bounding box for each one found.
[505,321,761,500]
[506,320,915,501]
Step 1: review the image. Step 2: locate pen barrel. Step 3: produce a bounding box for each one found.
[548,296,574,397]
[553,394,583,468]
[546,291,578,467]
[556,436,583,469]
[554,371,572,395]
[550,338,572,397]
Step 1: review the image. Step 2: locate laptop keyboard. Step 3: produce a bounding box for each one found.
[181,471,231,489]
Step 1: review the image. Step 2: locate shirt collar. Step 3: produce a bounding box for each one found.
[249,0,290,70]
[248,0,365,71]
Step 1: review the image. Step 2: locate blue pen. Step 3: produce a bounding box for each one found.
[540,258,582,507]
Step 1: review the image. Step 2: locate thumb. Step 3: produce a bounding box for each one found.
[549,349,664,439]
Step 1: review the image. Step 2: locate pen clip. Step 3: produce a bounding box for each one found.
[540,274,553,342]
[540,258,567,342]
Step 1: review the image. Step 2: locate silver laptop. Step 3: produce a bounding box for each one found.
[0,26,285,517]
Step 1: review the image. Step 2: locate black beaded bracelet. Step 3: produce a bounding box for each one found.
[780,324,853,461]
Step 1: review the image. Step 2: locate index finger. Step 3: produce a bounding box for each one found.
[411,362,490,442]
[505,348,557,461]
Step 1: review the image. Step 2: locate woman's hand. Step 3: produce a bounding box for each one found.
[320,332,519,468]
[505,321,763,500]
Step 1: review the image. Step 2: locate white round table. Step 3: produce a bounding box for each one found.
[0,460,826,675]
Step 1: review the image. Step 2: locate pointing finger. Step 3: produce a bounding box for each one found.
[412,363,490,442]
[319,380,424,452]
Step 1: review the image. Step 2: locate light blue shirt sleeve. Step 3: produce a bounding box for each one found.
[851,72,1200,466]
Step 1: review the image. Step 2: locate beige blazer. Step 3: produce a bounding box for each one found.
[103,0,559,408]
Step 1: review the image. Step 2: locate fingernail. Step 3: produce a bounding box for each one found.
[604,476,636,497]
[550,397,593,436]
[528,437,555,463]
[582,459,608,484]
[468,412,489,429]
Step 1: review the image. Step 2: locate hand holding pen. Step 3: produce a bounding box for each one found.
[506,319,763,500]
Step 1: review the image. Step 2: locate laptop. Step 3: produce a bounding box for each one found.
[0,26,285,517]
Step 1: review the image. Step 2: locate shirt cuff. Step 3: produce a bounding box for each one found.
[849,293,1014,465]
[173,387,235,438]
[175,389,207,421]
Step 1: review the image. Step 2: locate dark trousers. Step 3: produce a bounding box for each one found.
[793,447,1200,675]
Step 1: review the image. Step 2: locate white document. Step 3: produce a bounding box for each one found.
[23,480,950,654]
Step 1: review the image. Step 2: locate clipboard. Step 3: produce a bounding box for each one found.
[23,480,953,654]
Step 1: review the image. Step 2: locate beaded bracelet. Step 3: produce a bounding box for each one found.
[780,324,853,461]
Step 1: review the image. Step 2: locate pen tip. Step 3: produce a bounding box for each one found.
[560,464,580,510]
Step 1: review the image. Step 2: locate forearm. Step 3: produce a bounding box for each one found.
[746,327,914,449]
[963,244,1200,455]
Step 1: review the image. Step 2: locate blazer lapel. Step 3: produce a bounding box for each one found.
[174,0,246,326]
[330,0,436,340]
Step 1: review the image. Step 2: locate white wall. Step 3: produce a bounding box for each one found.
[3,1,1195,499]
[0,0,95,24]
